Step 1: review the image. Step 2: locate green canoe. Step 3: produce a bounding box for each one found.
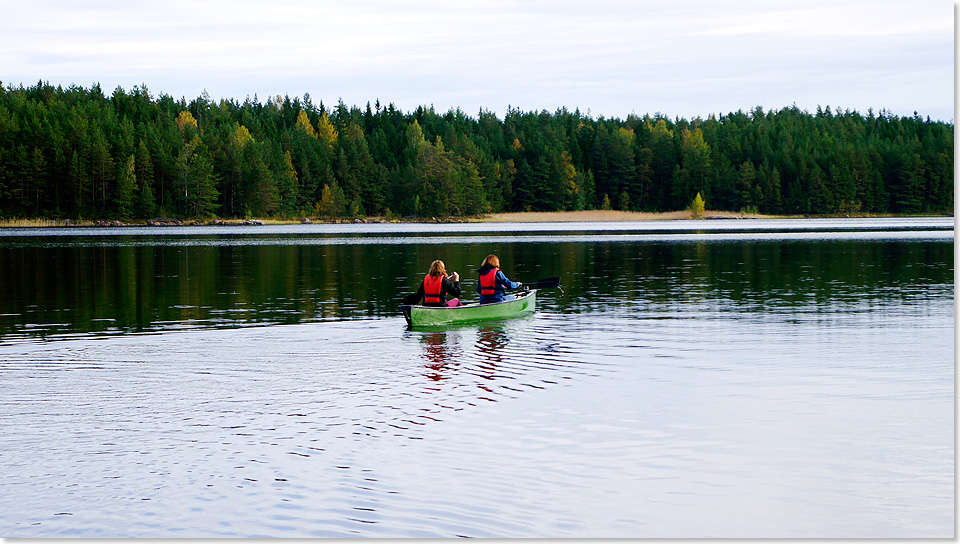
[401,290,536,327]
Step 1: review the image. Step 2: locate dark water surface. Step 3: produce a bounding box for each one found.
[0,218,953,537]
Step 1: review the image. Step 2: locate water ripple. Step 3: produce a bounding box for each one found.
[1,275,953,537]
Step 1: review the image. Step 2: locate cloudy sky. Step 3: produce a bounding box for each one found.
[1,0,954,121]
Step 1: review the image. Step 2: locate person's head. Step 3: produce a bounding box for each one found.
[482,254,500,269]
[428,260,447,278]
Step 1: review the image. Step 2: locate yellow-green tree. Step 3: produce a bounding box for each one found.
[316,113,338,153]
[690,192,705,219]
[295,111,317,138]
[175,111,199,136]
[558,151,579,210]
[319,183,346,219]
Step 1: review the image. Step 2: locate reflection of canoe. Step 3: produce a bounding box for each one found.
[401,290,536,327]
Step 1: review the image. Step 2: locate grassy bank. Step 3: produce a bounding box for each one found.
[478,210,771,222]
[0,217,316,228]
[0,210,948,228]
[0,211,753,228]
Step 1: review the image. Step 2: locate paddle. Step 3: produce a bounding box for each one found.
[401,292,422,305]
[404,276,559,305]
[522,276,561,289]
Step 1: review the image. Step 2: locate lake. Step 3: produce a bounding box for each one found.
[0,218,954,538]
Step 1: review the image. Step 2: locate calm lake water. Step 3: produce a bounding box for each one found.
[0,218,954,538]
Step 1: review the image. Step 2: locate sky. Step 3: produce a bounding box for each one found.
[1,0,954,121]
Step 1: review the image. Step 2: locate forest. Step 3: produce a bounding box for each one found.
[0,81,953,221]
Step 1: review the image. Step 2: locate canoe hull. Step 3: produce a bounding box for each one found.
[402,290,536,327]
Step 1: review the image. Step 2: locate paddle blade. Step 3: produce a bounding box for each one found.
[401,293,422,305]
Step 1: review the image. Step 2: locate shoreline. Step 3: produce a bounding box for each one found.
[479,210,765,222]
[0,210,949,228]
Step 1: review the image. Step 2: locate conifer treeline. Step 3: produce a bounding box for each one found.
[0,82,952,220]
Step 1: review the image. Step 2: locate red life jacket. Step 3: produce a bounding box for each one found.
[479,268,498,296]
[423,274,444,304]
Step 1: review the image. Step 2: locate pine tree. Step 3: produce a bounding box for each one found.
[0,83,953,220]
[176,137,220,217]
[738,160,756,212]
[319,182,346,219]
[678,128,711,207]
[276,149,299,215]
[895,153,925,213]
[115,154,136,218]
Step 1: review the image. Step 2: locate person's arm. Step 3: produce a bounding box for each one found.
[443,277,462,298]
[414,282,425,299]
[497,270,520,290]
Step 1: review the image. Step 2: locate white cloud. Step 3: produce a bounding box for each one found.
[0,0,953,120]
[696,0,951,38]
